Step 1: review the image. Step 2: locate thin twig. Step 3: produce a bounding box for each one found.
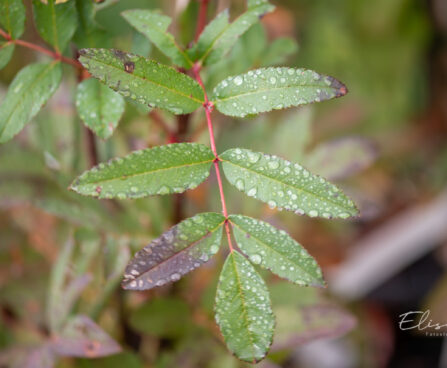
[194,0,210,42]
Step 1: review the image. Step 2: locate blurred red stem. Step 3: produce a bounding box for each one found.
[195,0,210,42]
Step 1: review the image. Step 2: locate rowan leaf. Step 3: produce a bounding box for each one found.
[220,148,358,219]
[215,251,274,363]
[0,0,26,39]
[261,37,299,66]
[229,215,324,287]
[122,9,193,69]
[78,48,204,114]
[0,61,62,143]
[122,212,225,290]
[32,0,78,52]
[73,0,110,48]
[212,67,347,117]
[190,0,275,66]
[0,42,14,69]
[76,78,125,139]
[70,143,214,199]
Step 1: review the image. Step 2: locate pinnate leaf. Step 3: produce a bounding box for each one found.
[0,0,26,39]
[78,48,204,114]
[212,67,347,117]
[220,148,358,219]
[122,9,193,69]
[190,0,274,66]
[0,61,62,143]
[229,215,324,286]
[215,251,274,363]
[76,78,125,139]
[122,212,225,290]
[70,143,214,199]
[74,0,110,48]
[32,0,78,52]
[0,42,14,69]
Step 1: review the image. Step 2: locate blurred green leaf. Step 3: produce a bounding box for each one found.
[220,148,358,219]
[0,61,62,143]
[129,298,191,338]
[123,212,224,290]
[74,0,110,48]
[0,0,26,39]
[229,215,324,287]
[122,9,193,69]
[0,42,14,69]
[70,143,214,199]
[76,78,125,139]
[304,137,377,181]
[78,48,204,114]
[32,0,78,52]
[189,0,275,66]
[212,67,347,117]
[261,38,299,67]
[215,251,274,363]
[76,352,143,368]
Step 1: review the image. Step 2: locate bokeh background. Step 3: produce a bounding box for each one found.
[1,0,446,367]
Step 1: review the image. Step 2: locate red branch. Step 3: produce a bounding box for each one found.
[0,27,83,69]
[193,64,234,252]
[194,0,210,42]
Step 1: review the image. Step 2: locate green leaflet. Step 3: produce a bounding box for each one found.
[215,251,274,363]
[78,48,204,115]
[220,148,358,219]
[189,0,275,66]
[212,67,347,117]
[0,0,26,39]
[122,9,193,69]
[32,0,78,52]
[122,213,225,290]
[0,42,14,69]
[76,78,125,139]
[261,37,299,67]
[70,143,214,199]
[229,215,325,287]
[0,61,62,143]
[73,0,110,48]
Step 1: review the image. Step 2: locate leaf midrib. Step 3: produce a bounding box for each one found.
[213,83,336,104]
[83,53,203,105]
[230,218,320,284]
[230,253,257,362]
[75,157,214,187]
[221,156,355,214]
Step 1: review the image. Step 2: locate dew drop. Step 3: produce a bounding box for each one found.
[170,273,181,281]
[234,76,243,86]
[309,210,318,217]
[236,179,245,191]
[268,200,277,209]
[247,187,257,197]
[268,161,280,170]
[250,254,262,265]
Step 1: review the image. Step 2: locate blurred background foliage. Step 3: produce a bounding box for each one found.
[1,0,446,367]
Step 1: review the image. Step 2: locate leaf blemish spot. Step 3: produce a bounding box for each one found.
[124,61,135,73]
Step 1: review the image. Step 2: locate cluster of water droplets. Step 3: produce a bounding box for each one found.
[71,143,214,199]
[212,67,344,118]
[221,148,356,219]
[78,48,204,116]
[214,252,274,361]
[122,212,225,290]
[230,215,324,286]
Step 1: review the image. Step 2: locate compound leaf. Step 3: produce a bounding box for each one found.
[220,148,358,219]
[122,9,192,69]
[212,67,347,117]
[229,215,324,287]
[76,78,125,139]
[0,42,14,69]
[73,0,110,48]
[70,143,214,199]
[32,0,78,52]
[78,48,204,114]
[0,61,62,143]
[190,0,275,66]
[122,212,225,290]
[215,251,274,363]
[0,0,26,39]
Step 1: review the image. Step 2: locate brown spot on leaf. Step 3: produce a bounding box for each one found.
[95,186,102,194]
[124,61,135,73]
